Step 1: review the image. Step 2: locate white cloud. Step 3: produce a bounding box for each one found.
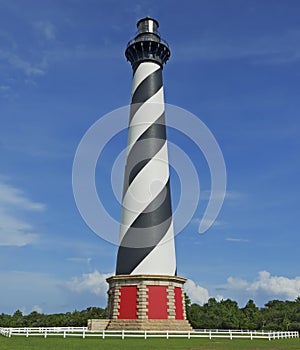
[0,179,45,246]
[0,85,10,91]
[191,217,224,231]
[185,279,210,305]
[31,305,43,314]
[225,237,250,243]
[225,191,241,200]
[66,270,112,297]
[201,190,241,201]
[0,222,37,246]
[0,182,45,211]
[227,271,300,300]
[34,20,56,41]
[227,276,249,290]
[0,49,45,77]
[66,257,92,264]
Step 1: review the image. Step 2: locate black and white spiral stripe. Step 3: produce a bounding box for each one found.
[116,61,176,275]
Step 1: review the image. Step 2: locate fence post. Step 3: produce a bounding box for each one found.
[230,330,232,340]
[144,330,147,339]
[26,329,29,338]
[83,329,85,339]
[188,331,190,339]
[250,331,253,340]
[64,330,66,338]
[102,330,105,339]
[44,330,47,338]
[9,329,12,338]
[166,330,169,339]
[122,330,124,340]
[209,330,212,340]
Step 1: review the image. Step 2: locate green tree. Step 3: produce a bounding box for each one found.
[184,293,191,320]
[11,309,25,327]
[241,299,260,329]
[0,313,12,327]
[218,299,242,329]
[188,303,203,329]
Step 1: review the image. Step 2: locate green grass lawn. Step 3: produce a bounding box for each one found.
[0,337,299,350]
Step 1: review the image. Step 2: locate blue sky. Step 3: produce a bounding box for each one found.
[1,0,300,314]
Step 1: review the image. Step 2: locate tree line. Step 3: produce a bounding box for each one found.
[0,307,106,328]
[0,297,299,331]
[185,296,300,331]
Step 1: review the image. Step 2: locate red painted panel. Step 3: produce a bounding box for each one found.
[174,287,184,320]
[118,286,138,319]
[147,285,168,319]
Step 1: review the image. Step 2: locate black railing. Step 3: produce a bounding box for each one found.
[126,34,169,49]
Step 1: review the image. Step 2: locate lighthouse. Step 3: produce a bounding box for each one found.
[106,17,191,330]
[116,16,175,277]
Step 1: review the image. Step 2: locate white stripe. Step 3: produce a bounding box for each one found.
[130,87,164,127]
[127,88,164,156]
[119,143,169,242]
[131,62,160,95]
[131,222,176,275]
[120,144,169,241]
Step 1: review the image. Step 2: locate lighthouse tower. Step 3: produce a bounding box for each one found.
[106,17,191,330]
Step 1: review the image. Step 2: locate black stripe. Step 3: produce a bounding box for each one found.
[136,112,166,141]
[131,179,172,228]
[119,213,172,249]
[116,181,174,274]
[116,246,153,275]
[122,113,167,196]
[118,179,172,246]
[130,68,162,120]
[132,68,162,104]
[116,215,172,274]
[128,158,150,185]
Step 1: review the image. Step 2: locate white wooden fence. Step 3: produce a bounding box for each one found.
[0,327,299,340]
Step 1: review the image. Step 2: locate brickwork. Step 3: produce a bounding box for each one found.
[167,284,175,319]
[137,282,148,319]
[107,285,121,319]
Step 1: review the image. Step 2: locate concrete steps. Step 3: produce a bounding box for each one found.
[87,319,110,331]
